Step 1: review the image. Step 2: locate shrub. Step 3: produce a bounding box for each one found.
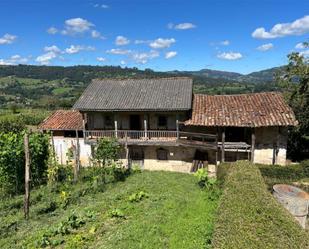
[301,159,309,177]
[258,163,308,192]
[128,191,149,202]
[93,137,121,167]
[212,161,309,249]
[194,168,217,189]
[0,131,50,197]
[109,208,125,219]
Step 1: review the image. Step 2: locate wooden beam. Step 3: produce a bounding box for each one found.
[50,130,56,162]
[75,129,80,171]
[144,115,147,139]
[215,129,218,166]
[82,113,86,139]
[221,128,225,163]
[114,119,118,138]
[251,128,255,163]
[176,119,179,140]
[24,133,30,219]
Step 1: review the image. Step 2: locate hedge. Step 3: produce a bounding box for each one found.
[212,161,309,249]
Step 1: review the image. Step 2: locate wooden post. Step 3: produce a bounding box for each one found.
[114,119,118,138]
[75,129,80,172]
[251,128,255,163]
[50,130,56,162]
[82,113,86,139]
[215,130,218,166]
[176,119,179,139]
[24,133,30,219]
[221,128,225,163]
[144,115,147,139]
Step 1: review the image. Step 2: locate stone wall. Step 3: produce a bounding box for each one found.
[253,127,288,165]
[142,146,196,173]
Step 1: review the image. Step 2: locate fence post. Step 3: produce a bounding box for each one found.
[24,132,31,219]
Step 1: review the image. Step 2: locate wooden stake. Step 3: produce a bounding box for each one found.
[221,128,225,163]
[24,133,30,219]
[50,130,56,162]
[76,130,80,172]
[251,128,255,163]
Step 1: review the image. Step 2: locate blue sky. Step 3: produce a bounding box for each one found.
[0,0,308,74]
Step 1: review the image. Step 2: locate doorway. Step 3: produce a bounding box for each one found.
[129,147,144,168]
[130,115,141,130]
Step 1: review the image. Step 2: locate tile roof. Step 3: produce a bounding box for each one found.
[73,77,193,111]
[38,110,83,131]
[185,92,298,127]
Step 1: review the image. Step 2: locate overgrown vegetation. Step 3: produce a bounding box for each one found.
[0,131,49,197]
[0,170,219,249]
[212,161,309,249]
[277,41,309,161]
[258,160,309,192]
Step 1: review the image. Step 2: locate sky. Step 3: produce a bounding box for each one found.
[0,0,308,74]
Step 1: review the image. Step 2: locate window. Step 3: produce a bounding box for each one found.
[157,148,168,160]
[158,116,168,128]
[104,115,114,129]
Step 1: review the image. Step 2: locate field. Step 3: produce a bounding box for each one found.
[0,170,219,249]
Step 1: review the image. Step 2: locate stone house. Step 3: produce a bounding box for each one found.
[39,77,298,173]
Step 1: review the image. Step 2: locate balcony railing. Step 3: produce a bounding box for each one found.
[84,129,218,148]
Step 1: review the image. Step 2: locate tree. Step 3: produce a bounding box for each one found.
[277,42,309,160]
[93,138,121,167]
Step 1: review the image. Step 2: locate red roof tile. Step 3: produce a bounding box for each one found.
[38,110,83,131]
[185,92,298,127]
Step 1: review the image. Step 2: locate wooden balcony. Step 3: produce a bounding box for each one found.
[84,130,218,149]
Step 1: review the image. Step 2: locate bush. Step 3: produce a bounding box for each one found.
[194,168,217,189]
[212,161,309,249]
[0,132,50,197]
[93,137,121,167]
[258,163,308,192]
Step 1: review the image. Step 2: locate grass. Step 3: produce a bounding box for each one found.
[212,161,309,249]
[258,161,309,192]
[0,170,218,249]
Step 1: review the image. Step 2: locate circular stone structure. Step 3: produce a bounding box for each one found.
[273,184,309,229]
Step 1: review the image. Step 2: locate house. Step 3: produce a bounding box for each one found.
[39,77,298,173]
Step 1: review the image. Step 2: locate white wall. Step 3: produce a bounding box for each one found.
[253,127,288,165]
[53,137,92,166]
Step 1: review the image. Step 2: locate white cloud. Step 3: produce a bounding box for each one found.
[168,22,196,30]
[295,42,307,49]
[0,34,17,45]
[256,43,274,51]
[91,30,104,39]
[165,51,177,59]
[0,55,28,65]
[44,45,61,53]
[47,27,58,34]
[217,52,243,60]
[131,50,159,64]
[149,38,176,49]
[115,35,130,46]
[94,3,109,8]
[220,40,230,46]
[65,45,95,54]
[106,48,131,55]
[97,57,106,62]
[120,60,126,65]
[36,52,57,65]
[62,17,94,35]
[252,15,309,39]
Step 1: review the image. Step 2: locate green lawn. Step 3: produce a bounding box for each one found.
[0,171,218,249]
